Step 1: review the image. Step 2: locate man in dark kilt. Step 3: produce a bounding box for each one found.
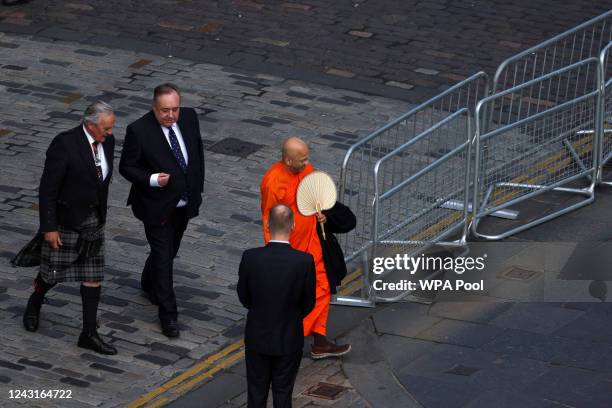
[15,101,117,355]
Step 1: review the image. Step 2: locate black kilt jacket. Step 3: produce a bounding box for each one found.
[39,126,114,232]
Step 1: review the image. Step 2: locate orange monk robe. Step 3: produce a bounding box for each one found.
[260,161,330,337]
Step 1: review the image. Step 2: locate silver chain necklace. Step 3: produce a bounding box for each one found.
[93,143,101,167]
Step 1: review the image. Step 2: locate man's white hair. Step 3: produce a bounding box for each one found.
[83,101,114,124]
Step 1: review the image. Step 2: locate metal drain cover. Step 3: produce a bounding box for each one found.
[499,266,540,281]
[207,137,262,158]
[304,382,348,400]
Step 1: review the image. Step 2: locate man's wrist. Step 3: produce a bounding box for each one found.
[150,173,160,187]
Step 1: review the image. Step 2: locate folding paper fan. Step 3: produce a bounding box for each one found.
[297,171,337,239]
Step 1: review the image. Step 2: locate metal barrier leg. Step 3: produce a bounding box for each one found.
[472,181,595,241]
[442,199,519,220]
[563,136,593,181]
[331,250,375,308]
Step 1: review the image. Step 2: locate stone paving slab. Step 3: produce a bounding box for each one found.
[337,299,612,407]
[0,31,408,407]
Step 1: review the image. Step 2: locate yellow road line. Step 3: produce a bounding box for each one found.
[340,268,361,286]
[488,139,593,207]
[338,278,362,296]
[127,340,244,408]
[172,350,246,395]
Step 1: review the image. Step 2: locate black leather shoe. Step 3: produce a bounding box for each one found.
[23,294,42,332]
[78,331,117,355]
[161,319,180,338]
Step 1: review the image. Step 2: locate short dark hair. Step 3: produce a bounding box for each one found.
[153,83,180,103]
[268,205,294,235]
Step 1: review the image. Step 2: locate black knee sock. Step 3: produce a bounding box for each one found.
[29,274,56,307]
[80,285,101,333]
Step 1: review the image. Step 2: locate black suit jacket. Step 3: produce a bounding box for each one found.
[39,126,115,232]
[237,242,316,356]
[119,108,205,225]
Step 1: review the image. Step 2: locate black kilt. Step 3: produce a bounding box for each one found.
[39,212,105,283]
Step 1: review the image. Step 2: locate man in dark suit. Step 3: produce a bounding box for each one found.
[119,83,205,338]
[17,101,117,355]
[237,205,316,408]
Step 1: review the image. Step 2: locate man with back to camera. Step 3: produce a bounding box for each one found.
[237,205,316,408]
[119,83,205,338]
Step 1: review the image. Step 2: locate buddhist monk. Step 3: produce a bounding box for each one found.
[260,136,351,359]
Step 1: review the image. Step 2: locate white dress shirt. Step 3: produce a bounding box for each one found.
[149,123,189,207]
[83,125,109,181]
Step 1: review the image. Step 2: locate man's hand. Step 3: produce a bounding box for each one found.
[158,173,170,187]
[316,212,327,224]
[44,231,62,249]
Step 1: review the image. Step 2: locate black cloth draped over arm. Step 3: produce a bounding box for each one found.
[317,202,357,294]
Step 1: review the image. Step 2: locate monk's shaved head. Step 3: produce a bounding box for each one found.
[268,204,294,235]
[282,137,308,159]
[281,137,309,174]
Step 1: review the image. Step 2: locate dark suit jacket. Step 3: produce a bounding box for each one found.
[39,126,115,232]
[237,242,316,356]
[119,108,204,225]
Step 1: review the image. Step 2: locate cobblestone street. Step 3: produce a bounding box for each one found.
[1,0,610,102]
[0,31,405,407]
[1,1,612,407]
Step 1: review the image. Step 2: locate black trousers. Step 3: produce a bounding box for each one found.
[245,348,302,408]
[142,207,189,322]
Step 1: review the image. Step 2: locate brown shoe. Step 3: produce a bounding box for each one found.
[311,343,351,359]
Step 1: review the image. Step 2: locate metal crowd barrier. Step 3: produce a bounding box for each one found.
[472,58,602,239]
[598,42,612,184]
[492,10,612,96]
[334,72,489,305]
[334,10,612,306]
[369,109,472,302]
[338,72,488,261]
[490,11,612,182]
[473,9,611,237]
[334,73,488,307]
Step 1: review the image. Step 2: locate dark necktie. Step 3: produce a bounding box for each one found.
[166,126,189,202]
[92,142,103,181]
[167,126,187,173]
